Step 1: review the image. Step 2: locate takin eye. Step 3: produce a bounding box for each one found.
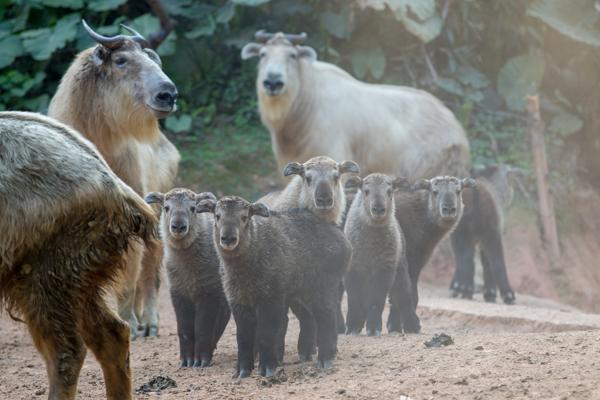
[241,216,248,223]
[164,205,170,212]
[289,53,297,60]
[190,206,196,213]
[364,189,370,196]
[259,52,267,59]
[305,176,312,185]
[114,56,127,68]
[215,214,221,221]
[387,188,393,196]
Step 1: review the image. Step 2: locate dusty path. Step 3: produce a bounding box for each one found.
[1,282,600,400]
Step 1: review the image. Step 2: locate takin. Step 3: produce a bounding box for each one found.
[198,196,352,378]
[343,174,420,336]
[145,189,230,368]
[48,21,181,338]
[0,111,156,400]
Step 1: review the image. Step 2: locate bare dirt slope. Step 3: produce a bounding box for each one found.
[2,281,600,400]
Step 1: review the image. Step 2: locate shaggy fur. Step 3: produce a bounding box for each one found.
[48,39,180,337]
[0,112,157,400]
[344,174,420,336]
[199,196,351,378]
[242,34,470,180]
[146,189,230,368]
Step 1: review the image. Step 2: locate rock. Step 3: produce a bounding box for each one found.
[424,333,454,348]
[136,376,177,394]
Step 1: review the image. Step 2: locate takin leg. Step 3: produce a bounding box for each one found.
[115,242,144,339]
[312,288,339,369]
[366,267,395,337]
[231,303,256,378]
[481,230,516,304]
[290,300,316,362]
[388,258,420,334]
[171,291,195,368]
[336,281,346,334]
[481,250,498,302]
[24,296,87,400]
[450,231,476,300]
[80,297,132,400]
[256,299,286,377]
[193,294,221,368]
[211,297,231,356]
[344,271,368,335]
[135,239,162,337]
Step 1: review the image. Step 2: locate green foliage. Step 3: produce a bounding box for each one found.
[497,53,545,111]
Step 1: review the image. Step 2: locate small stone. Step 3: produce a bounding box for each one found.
[34,388,45,396]
[475,345,484,350]
[336,389,346,395]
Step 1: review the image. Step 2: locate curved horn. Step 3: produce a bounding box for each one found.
[120,24,150,48]
[82,19,128,50]
[254,29,275,43]
[284,32,307,45]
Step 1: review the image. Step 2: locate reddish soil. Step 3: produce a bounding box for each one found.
[2,280,600,400]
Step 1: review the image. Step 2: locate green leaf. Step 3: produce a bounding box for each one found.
[40,0,83,8]
[396,10,442,43]
[456,65,489,89]
[88,0,126,12]
[549,111,583,136]
[185,15,216,39]
[216,2,236,24]
[497,54,545,111]
[436,77,464,97]
[21,13,79,61]
[165,114,193,133]
[0,35,24,68]
[528,0,600,47]
[351,46,386,80]
[319,11,350,39]
[232,0,270,5]
[130,14,177,56]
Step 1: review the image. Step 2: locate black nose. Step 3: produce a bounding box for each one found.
[315,195,333,206]
[221,235,237,246]
[155,83,178,107]
[263,74,284,92]
[442,206,457,215]
[171,223,187,234]
[371,207,386,216]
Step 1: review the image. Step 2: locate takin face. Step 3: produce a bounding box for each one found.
[345,174,410,223]
[197,196,269,252]
[145,189,215,240]
[284,156,360,211]
[241,31,317,98]
[82,20,178,119]
[413,176,477,228]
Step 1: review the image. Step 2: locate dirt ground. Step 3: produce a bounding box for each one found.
[2,282,600,400]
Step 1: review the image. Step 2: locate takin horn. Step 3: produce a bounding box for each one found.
[120,24,150,48]
[254,29,275,43]
[254,29,308,45]
[82,19,149,50]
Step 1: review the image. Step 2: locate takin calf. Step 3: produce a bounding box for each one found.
[449,164,516,304]
[388,176,476,332]
[0,112,156,400]
[343,174,420,336]
[198,196,352,378]
[145,189,230,368]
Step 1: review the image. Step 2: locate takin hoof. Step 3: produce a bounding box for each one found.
[236,368,252,379]
[319,359,334,370]
[299,353,315,362]
[346,327,362,336]
[178,359,194,368]
[502,291,516,305]
[483,288,497,303]
[260,365,277,378]
[402,316,421,334]
[367,329,381,337]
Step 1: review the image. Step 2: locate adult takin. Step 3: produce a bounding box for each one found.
[48,21,181,338]
[145,189,230,368]
[198,196,352,378]
[344,174,420,336]
[242,31,470,180]
[0,112,157,400]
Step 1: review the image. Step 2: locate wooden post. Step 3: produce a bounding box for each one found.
[526,95,561,260]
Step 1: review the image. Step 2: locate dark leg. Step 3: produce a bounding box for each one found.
[336,281,346,334]
[344,272,368,335]
[450,231,476,299]
[171,291,195,368]
[388,258,420,333]
[256,300,286,377]
[481,231,515,304]
[231,303,256,378]
[211,297,230,351]
[193,295,220,368]
[290,300,316,362]
[366,267,395,337]
[313,292,338,369]
[481,251,498,302]
[276,309,289,365]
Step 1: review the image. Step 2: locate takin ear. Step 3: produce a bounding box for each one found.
[345,176,362,191]
[392,177,411,192]
[283,162,304,177]
[144,48,162,67]
[195,192,217,205]
[144,192,165,205]
[241,43,262,60]
[91,46,107,66]
[412,179,431,191]
[297,46,317,62]
[461,177,477,189]
[250,202,270,218]
[197,199,216,214]
[339,160,360,175]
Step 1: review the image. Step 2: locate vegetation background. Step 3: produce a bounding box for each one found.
[1,0,600,307]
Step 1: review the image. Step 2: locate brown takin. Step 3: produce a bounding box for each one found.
[242,31,470,180]
[145,189,230,368]
[389,176,476,332]
[48,21,180,338]
[0,111,157,400]
[343,174,420,336]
